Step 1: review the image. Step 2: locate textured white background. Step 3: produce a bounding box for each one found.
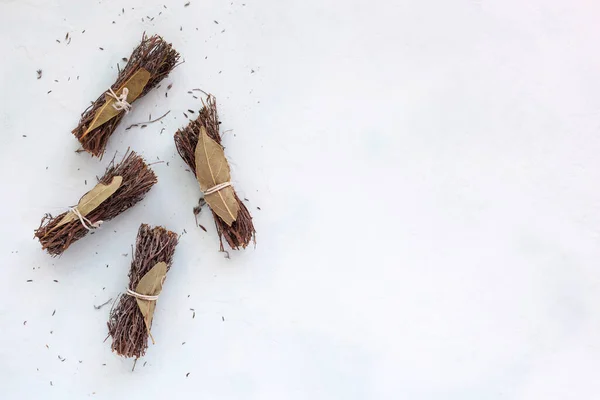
[1,0,600,398]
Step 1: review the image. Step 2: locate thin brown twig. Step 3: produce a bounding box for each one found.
[94,298,113,310]
[192,88,209,96]
[125,110,171,130]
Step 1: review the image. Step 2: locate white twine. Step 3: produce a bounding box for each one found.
[106,87,132,113]
[126,288,160,301]
[203,182,232,196]
[69,207,103,230]
[126,275,166,302]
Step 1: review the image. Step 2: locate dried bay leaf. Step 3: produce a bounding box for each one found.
[55,176,122,228]
[194,127,239,225]
[82,68,151,137]
[134,261,167,336]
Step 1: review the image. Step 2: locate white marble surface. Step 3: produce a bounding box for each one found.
[1,0,600,398]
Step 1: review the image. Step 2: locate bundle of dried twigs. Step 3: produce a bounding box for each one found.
[73,33,180,157]
[174,95,255,251]
[34,151,157,256]
[107,224,178,359]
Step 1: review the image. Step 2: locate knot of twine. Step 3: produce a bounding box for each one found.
[69,207,103,230]
[203,182,232,196]
[107,87,132,113]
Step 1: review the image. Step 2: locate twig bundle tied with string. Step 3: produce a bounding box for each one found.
[174,95,256,251]
[108,224,178,359]
[34,151,157,256]
[72,33,180,157]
